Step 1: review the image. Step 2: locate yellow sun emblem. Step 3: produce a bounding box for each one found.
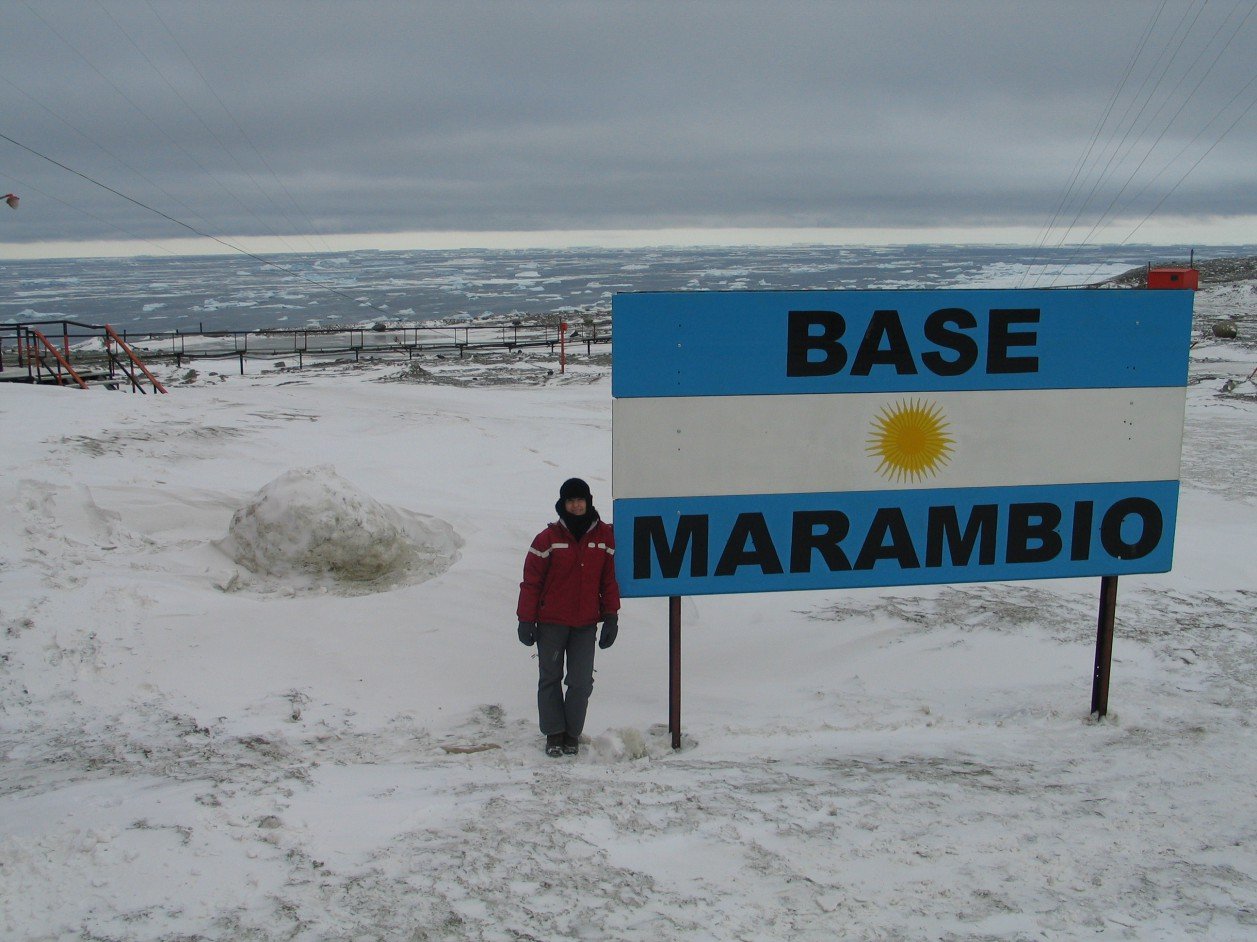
[866,398,955,482]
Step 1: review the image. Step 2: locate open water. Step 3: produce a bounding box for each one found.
[2,243,1248,334]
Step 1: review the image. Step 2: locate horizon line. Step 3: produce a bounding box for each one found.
[2,220,1255,262]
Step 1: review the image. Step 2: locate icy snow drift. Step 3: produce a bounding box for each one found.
[219,465,461,595]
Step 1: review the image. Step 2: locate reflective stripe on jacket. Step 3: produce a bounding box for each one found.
[517,519,620,627]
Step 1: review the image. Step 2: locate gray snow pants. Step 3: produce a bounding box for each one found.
[536,622,597,737]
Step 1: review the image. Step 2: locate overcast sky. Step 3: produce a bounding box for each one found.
[1,0,1254,257]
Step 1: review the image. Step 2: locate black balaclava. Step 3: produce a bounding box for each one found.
[556,477,598,539]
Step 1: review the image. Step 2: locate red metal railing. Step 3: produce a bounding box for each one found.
[27,328,89,389]
[2,316,608,381]
[1,322,167,394]
[104,325,168,394]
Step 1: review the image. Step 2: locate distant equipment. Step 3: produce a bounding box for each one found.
[1147,249,1199,290]
[1148,267,1199,290]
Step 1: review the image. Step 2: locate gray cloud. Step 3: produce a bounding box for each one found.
[2,0,1254,247]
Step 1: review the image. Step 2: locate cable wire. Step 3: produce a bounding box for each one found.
[1018,0,1170,287]
[20,0,313,258]
[140,0,336,255]
[0,131,394,318]
[94,0,324,257]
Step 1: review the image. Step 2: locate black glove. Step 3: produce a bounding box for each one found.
[517,621,536,646]
[599,614,619,649]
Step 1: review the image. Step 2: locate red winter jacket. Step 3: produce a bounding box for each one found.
[517,518,621,627]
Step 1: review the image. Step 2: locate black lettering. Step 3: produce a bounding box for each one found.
[851,309,918,376]
[790,510,851,573]
[1100,498,1162,560]
[786,310,847,377]
[1070,501,1094,561]
[854,507,920,570]
[1006,502,1063,563]
[922,307,979,376]
[988,308,1040,374]
[925,504,997,567]
[715,513,783,576]
[634,515,709,579]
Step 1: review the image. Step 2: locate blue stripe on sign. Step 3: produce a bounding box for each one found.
[611,289,1193,398]
[613,480,1179,597]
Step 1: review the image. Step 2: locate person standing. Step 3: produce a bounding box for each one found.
[517,478,621,756]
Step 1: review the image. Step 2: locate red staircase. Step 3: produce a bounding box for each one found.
[1,321,167,394]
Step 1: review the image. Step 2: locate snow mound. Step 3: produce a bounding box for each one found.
[591,725,695,761]
[218,466,461,595]
[594,726,649,761]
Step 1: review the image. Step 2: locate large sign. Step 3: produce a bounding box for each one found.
[612,289,1193,598]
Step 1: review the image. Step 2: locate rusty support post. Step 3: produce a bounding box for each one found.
[1091,575,1119,718]
[669,595,682,749]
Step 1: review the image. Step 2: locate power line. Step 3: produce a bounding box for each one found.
[1043,0,1204,271]
[1026,0,1257,286]
[0,170,182,258]
[0,72,219,235]
[140,0,336,255]
[0,130,393,318]
[1118,74,1257,245]
[1017,0,1170,287]
[94,0,326,257]
[1069,0,1257,284]
[19,0,314,258]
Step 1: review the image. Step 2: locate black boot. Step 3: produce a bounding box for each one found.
[545,733,564,757]
[562,732,580,756]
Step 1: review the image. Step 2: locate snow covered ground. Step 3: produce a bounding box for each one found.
[2,282,1256,941]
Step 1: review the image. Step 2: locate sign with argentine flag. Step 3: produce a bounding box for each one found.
[611,289,1193,598]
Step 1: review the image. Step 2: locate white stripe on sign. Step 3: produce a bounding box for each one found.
[612,386,1185,499]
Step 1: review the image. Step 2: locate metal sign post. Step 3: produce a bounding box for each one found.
[1091,575,1119,717]
[669,596,682,749]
